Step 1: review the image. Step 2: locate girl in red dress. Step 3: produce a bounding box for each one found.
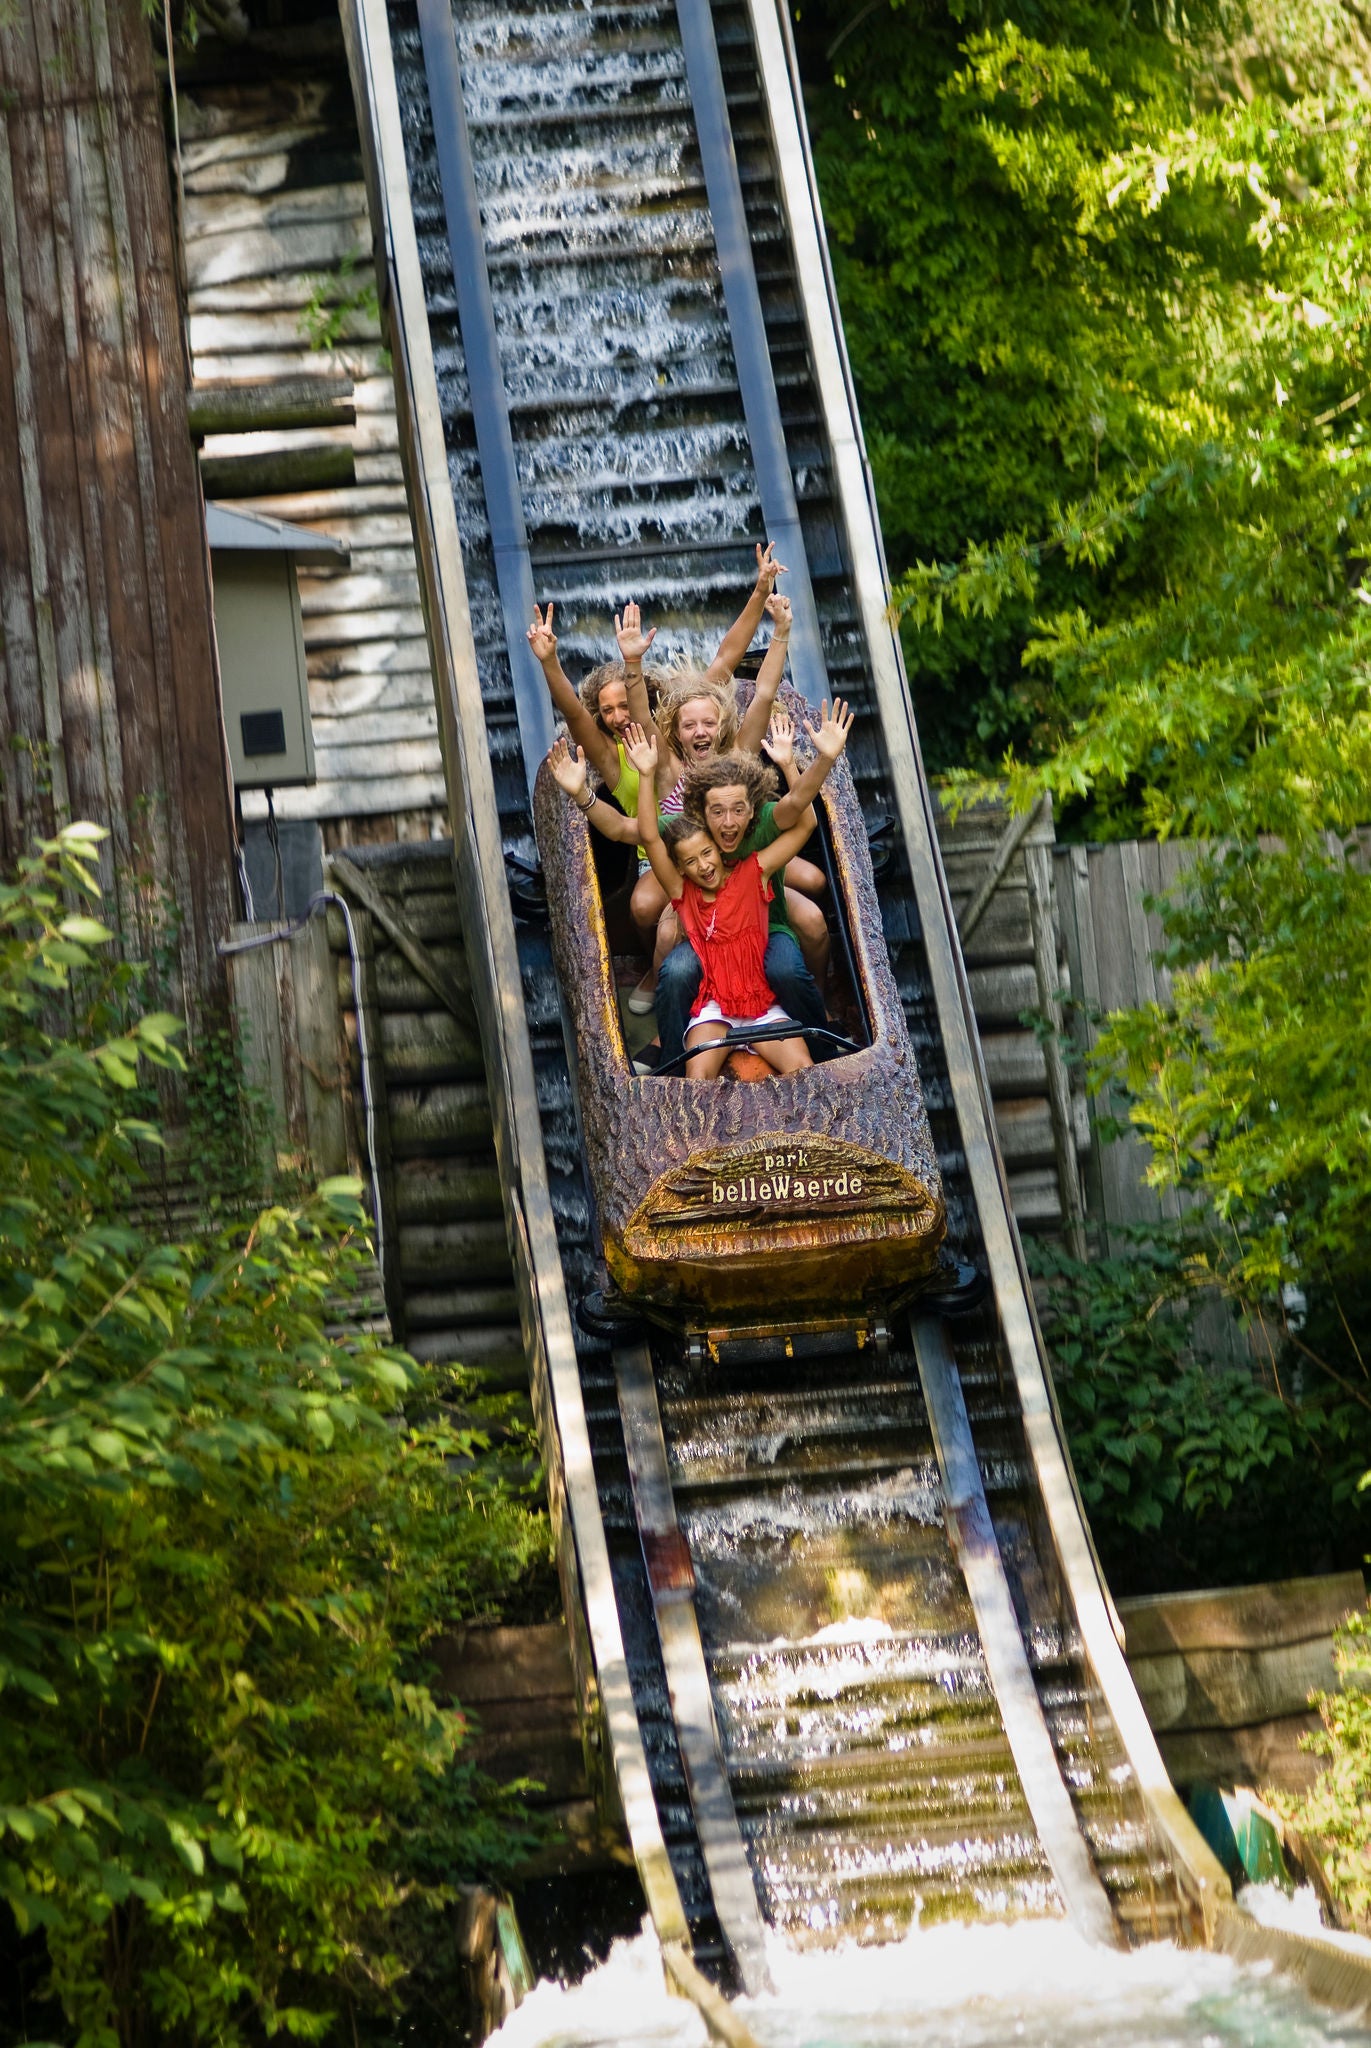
[622,710,853,1079]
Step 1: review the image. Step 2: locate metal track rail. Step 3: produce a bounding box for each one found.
[912,1318,1119,1947]
[673,0,827,705]
[413,0,553,798]
[615,1344,774,1996]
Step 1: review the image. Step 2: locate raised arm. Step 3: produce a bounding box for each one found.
[615,599,664,745]
[528,603,620,785]
[549,736,639,844]
[736,594,792,754]
[626,723,683,901]
[761,708,803,794]
[764,701,855,853]
[704,540,786,683]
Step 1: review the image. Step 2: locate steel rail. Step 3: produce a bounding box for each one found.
[674,0,828,706]
[412,0,553,800]
[615,1343,774,1997]
[912,1318,1121,1947]
[339,0,691,1956]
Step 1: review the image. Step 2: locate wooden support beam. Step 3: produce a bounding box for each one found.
[188,375,356,438]
[327,850,479,1030]
[957,792,1050,947]
[1024,842,1089,1260]
[348,908,404,1341]
[0,0,236,1016]
[200,443,356,497]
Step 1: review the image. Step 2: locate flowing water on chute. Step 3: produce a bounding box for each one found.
[489,1922,1364,2048]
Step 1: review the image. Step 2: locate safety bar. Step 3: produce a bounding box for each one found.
[653,1019,862,1076]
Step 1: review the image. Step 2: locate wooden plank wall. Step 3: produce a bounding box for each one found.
[0,0,235,1013]
[935,795,1090,1232]
[171,23,446,841]
[1117,1572,1366,1796]
[1053,840,1201,1241]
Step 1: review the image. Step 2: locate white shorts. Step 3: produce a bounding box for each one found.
[689,1000,792,1034]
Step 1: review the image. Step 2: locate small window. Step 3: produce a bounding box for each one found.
[240,709,288,758]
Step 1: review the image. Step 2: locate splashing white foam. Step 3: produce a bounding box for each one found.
[488,1915,1364,2048]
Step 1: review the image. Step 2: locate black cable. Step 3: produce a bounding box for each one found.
[264,786,285,920]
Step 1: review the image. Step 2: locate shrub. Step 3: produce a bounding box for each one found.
[0,827,549,2046]
[1282,1611,1371,1927]
[1031,1232,1371,1591]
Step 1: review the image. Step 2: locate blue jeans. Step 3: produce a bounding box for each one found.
[655,932,826,1070]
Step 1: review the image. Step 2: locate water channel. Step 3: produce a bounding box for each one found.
[491,1920,1364,2048]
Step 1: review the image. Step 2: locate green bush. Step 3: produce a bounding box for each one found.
[0,828,549,2046]
[1282,1611,1371,1926]
[1031,1232,1371,1590]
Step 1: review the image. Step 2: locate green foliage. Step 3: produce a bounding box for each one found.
[801,0,1371,803]
[301,253,384,360]
[801,0,1244,768]
[0,829,549,2046]
[1032,1235,1293,1532]
[1095,845,1371,1311]
[1282,1610,1371,1924]
[1031,1231,1371,1587]
[178,1020,287,1224]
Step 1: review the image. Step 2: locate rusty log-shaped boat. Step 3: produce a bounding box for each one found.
[533,693,946,1318]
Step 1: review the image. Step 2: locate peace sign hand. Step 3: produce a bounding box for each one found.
[527,602,557,664]
[754,540,789,594]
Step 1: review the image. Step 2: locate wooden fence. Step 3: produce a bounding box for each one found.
[1052,839,1201,1243]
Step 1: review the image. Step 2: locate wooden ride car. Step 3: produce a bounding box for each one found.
[532,705,946,1318]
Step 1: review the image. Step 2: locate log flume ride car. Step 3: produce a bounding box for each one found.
[533,694,946,1318]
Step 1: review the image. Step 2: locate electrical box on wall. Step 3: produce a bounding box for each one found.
[206,502,348,790]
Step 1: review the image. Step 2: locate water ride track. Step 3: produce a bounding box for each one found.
[335,0,1299,1991]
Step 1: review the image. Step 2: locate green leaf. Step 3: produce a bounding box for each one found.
[166,1823,204,1877]
[57,916,113,945]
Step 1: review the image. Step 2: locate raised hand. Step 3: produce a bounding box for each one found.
[623,720,658,776]
[615,599,657,666]
[754,540,788,594]
[527,602,557,664]
[764,591,792,635]
[549,734,588,800]
[762,707,795,769]
[804,698,854,762]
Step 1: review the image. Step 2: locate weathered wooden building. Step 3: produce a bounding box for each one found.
[170,15,447,869]
[0,0,236,1020]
